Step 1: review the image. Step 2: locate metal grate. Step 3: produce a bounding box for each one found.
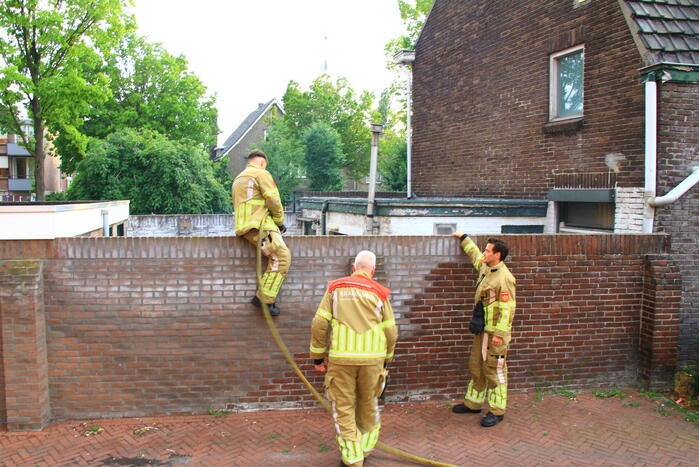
[554,172,617,189]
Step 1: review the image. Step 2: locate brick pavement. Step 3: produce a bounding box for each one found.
[1,390,698,467]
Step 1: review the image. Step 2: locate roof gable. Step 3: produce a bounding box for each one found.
[220,99,283,158]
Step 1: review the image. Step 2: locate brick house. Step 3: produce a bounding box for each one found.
[411,0,699,362]
[0,122,67,201]
[214,99,283,178]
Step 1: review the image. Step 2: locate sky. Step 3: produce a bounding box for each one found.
[131,1,408,146]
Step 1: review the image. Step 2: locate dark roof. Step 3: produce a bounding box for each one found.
[7,142,31,156]
[626,0,699,64]
[219,99,282,158]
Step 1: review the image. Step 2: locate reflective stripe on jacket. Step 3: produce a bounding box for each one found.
[460,237,517,341]
[310,270,397,366]
[232,164,284,235]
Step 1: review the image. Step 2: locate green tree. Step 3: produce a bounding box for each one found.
[0,0,132,200]
[303,122,344,191]
[283,75,372,181]
[257,117,304,205]
[67,129,230,214]
[61,33,218,172]
[385,0,434,58]
[212,153,232,194]
[379,135,407,191]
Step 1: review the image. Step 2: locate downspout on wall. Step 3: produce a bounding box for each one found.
[643,71,699,231]
[641,63,699,233]
[643,80,657,234]
[648,167,699,207]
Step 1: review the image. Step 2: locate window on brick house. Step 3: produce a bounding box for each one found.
[549,45,584,121]
[559,202,614,232]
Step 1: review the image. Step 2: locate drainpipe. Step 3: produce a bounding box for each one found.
[643,80,657,234]
[643,77,699,225]
[101,209,110,237]
[367,123,384,217]
[406,67,413,198]
[648,167,699,207]
[320,200,329,235]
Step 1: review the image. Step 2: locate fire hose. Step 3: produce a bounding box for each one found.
[255,224,461,467]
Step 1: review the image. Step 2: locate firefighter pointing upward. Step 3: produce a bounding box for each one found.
[233,149,291,316]
[310,250,398,467]
[451,232,516,428]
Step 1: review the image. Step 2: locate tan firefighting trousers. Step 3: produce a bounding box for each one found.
[463,333,508,416]
[243,228,291,304]
[325,363,387,467]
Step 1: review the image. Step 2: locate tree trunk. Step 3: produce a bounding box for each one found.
[32,106,45,201]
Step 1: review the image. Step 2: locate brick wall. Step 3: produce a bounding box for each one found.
[0,234,678,430]
[0,260,50,431]
[412,0,645,198]
[654,82,699,364]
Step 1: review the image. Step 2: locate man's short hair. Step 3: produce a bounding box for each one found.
[247,149,267,160]
[487,238,509,262]
[354,250,376,270]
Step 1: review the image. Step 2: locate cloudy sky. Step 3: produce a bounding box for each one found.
[132,0,407,145]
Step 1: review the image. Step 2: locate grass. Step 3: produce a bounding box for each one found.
[551,388,578,400]
[319,443,330,453]
[593,389,627,399]
[208,408,229,418]
[638,389,699,428]
[267,433,278,440]
[84,426,103,437]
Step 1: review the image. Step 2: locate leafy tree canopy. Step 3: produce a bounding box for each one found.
[0,0,133,200]
[283,75,372,181]
[67,129,230,214]
[385,0,434,58]
[379,134,407,192]
[302,122,344,192]
[256,117,304,205]
[55,32,218,173]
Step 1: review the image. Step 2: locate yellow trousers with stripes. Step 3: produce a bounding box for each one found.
[325,363,385,467]
[243,229,291,304]
[463,333,509,416]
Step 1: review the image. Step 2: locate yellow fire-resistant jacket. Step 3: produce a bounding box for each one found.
[460,237,517,343]
[232,164,284,236]
[310,270,398,366]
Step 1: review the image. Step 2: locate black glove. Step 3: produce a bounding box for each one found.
[469,302,485,335]
[313,359,324,365]
[278,223,287,234]
[460,233,469,242]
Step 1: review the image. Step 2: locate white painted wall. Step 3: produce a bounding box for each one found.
[0,156,8,169]
[389,215,546,235]
[614,187,645,233]
[312,209,547,236]
[0,201,130,239]
[327,211,365,235]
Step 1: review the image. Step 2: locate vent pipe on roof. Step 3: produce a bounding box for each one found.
[367,123,384,218]
[101,209,110,237]
[394,50,415,199]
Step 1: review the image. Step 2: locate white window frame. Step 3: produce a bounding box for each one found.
[549,45,585,121]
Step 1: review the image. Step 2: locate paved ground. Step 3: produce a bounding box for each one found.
[1,389,698,467]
